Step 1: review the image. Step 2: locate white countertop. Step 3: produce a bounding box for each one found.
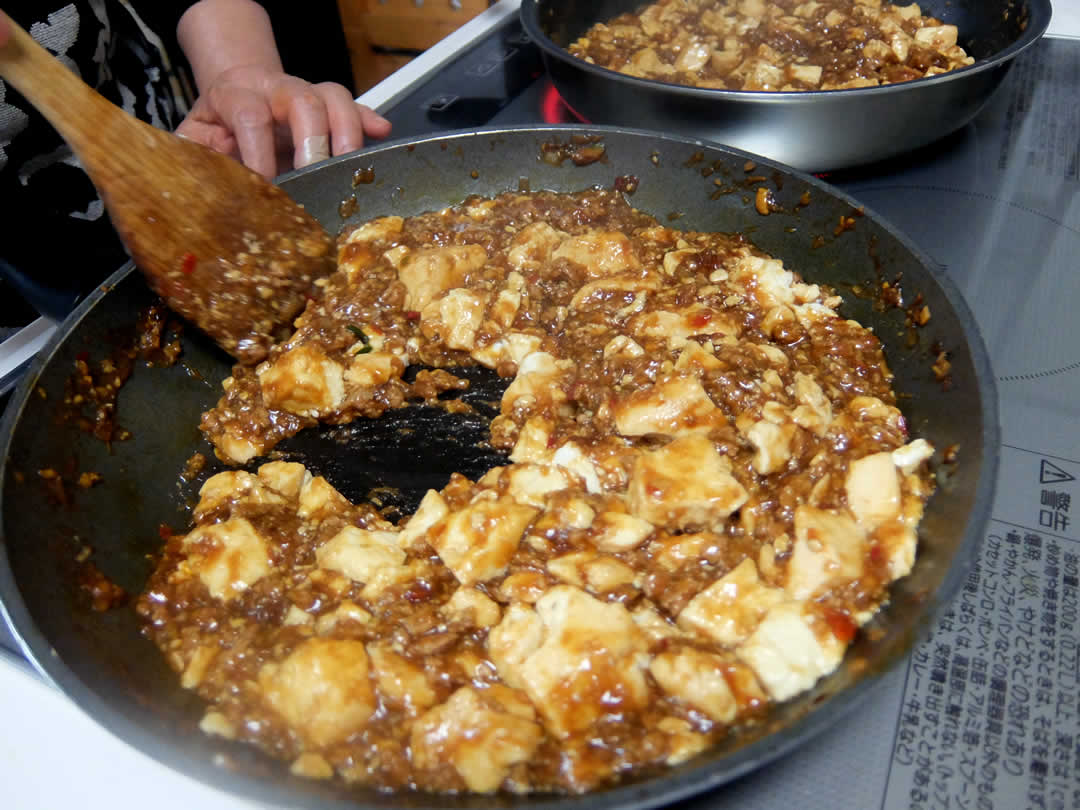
[2,2,1077,808]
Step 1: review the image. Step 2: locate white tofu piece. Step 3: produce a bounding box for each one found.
[290,753,333,780]
[181,517,272,601]
[736,602,845,701]
[256,461,310,499]
[629,47,676,76]
[420,288,488,351]
[181,646,217,689]
[551,442,604,494]
[915,24,959,50]
[470,332,543,370]
[496,570,551,605]
[893,438,934,476]
[657,717,711,765]
[259,638,375,747]
[410,686,543,793]
[873,519,919,581]
[507,222,567,270]
[482,270,525,333]
[631,602,687,643]
[397,489,450,549]
[786,505,867,600]
[553,230,640,277]
[662,247,701,275]
[487,603,545,690]
[398,244,487,311]
[847,395,901,423]
[500,351,570,411]
[731,254,796,308]
[650,531,721,572]
[845,452,902,528]
[673,340,723,374]
[788,63,822,85]
[568,273,659,311]
[650,647,738,723]
[501,463,576,508]
[678,558,786,645]
[613,375,721,437]
[441,586,502,628]
[508,416,555,465]
[297,475,351,522]
[283,605,313,626]
[603,334,646,360]
[316,526,406,584]
[487,586,649,738]
[344,350,404,388]
[194,470,288,520]
[630,308,737,350]
[360,558,429,601]
[343,215,403,245]
[743,418,796,475]
[367,642,437,712]
[314,600,372,635]
[791,372,833,436]
[628,435,748,530]
[431,497,538,585]
[546,551,637,593]
[215,433,259,466]
[675,40,711,72]
[259,344,345,416]
[591,511,654,552]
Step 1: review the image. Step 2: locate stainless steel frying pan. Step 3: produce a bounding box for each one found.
[0,126,998,808]
[521,0,1052,171]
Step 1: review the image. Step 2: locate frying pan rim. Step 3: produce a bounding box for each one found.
[519,0,1052,102]
[0,124,1000,808]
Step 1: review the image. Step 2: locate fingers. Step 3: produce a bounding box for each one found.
[278,81,393,169]
[272,81,332,171]
[206,83,278,178]
[312,82,365,157]
[358,104,393,141]
[0,14,10,48]
[175,113,239,159]
[182,66,394,176]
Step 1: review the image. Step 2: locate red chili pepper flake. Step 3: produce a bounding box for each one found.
[180,252,197,275]
[690,311,713,328]
[76,351,90,363]
[158,523,174,541]
[404,310,421,321]
[824,608,857,643]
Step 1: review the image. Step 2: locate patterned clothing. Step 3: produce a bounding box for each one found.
[0,1,194,318]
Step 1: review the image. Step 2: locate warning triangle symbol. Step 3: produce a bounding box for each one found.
[1040,459,1076,485]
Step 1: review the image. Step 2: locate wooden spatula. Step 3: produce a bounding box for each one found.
[0,12,334,364]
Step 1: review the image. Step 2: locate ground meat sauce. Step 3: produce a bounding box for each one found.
[138,188,936,794]
[568,0,974,91]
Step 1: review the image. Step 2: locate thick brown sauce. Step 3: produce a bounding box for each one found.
[569,0,974,91]
[140,189,932,794]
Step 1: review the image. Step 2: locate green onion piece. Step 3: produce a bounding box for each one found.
[347,324,373,354]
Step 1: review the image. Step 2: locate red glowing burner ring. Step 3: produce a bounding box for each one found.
[540,81,589,125]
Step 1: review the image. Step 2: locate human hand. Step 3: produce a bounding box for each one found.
[175,64,391,178]
[0,11,11,47]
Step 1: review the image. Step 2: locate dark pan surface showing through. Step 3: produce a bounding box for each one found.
[0,126,998,809]
[521,0,1051,171]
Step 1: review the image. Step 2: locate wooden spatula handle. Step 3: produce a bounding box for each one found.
[0,11,123,152]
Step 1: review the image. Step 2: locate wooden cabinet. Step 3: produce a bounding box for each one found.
[337,0,491,92]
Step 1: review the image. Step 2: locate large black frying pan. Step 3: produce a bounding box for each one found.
[521,0,1052,171]
[0,126,997,808]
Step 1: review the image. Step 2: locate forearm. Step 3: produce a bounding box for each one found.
[177,0,282,92]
